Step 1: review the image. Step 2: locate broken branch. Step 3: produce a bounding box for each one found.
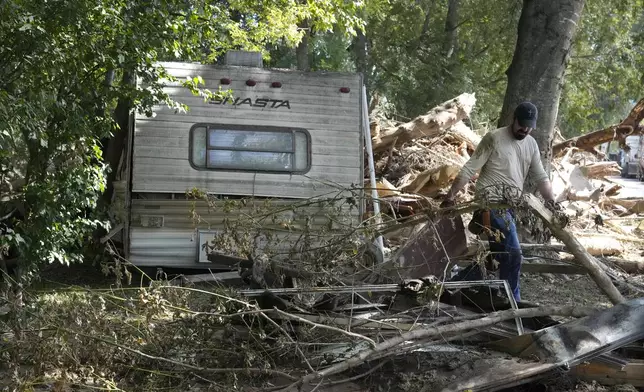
[278,305,597,391]
[271,307,377,348]
[524,194,626,305]
[372,93,476,152]
[553,97,644,155]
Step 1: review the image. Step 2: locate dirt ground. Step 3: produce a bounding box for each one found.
[521,273,613,308]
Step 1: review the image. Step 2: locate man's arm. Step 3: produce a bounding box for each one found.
[443,176,470,202]
[529,141,555,202]
[537,179,555,202]
[443,133,494,204]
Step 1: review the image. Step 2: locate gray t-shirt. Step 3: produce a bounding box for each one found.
[456,126,549,200]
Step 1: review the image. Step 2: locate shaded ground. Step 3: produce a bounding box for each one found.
[521,273,612,308]
[10,263,641,392]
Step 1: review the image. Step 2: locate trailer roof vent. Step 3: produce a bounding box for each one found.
[224,51,263,68]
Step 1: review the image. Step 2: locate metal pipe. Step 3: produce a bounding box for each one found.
[503,280,525,335]
[361,84,384,253]
[239,279,525,336]
[239,280,512,297]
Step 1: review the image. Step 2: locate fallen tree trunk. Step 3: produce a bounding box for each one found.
[553,97,644,155]
[443,121,481,151]
[524,194,625,305]
[278,305,597,391]
[603,257,644,274]
[372,93,476,152]
[574,235,624,257]
[401,164,462,196]
[466,239,622,258]
[603,198,644,215]
[580,161,622,179]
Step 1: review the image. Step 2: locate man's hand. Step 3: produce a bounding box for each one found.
[440,197,456,208]
[544,199,562,212]
[544,199,569,228]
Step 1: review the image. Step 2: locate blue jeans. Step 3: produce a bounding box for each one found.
[488,209,522,302]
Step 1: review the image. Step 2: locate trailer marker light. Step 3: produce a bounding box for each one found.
[220,78,231,85]
[271,81,282,88]
[246,79,257,86]
[340,87,350,93]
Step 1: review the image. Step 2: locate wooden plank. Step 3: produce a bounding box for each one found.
[180,271,243,284]
[572,360,644,387]
[520,263,586,275]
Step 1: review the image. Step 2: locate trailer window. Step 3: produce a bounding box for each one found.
[190,125,310,173]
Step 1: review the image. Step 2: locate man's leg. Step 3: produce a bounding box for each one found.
[488,209,522,302]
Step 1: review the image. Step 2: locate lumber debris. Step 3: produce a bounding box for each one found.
[371,93,476,152]
[401,164,462,196]
[579,161,622,179]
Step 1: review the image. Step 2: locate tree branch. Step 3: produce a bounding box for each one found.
[278,305,597,390]
[271,307,377,348]
[53,327,298,380]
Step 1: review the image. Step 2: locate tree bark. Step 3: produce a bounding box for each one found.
[296,19,310,72]
[354,27,369,92]
[102,70,134,205]
[443,0,459,58]
[498,0,586,176]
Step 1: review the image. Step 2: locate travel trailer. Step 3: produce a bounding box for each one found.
[110,51,380,270]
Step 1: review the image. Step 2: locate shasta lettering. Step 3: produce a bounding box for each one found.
[209,97,291,109]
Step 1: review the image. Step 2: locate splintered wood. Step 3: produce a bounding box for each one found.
[371,93,476,152]
[368,93,644,295]
[372,96,478,198]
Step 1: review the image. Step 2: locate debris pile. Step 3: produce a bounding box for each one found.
[351,94,644,390]
[368,95,644,264]
[157,94,644,392]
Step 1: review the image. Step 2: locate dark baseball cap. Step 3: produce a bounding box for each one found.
[514,101,538,128]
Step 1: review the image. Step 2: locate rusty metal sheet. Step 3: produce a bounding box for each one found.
[390,216,468,280]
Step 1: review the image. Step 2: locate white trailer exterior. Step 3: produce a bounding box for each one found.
[122,56,367,268]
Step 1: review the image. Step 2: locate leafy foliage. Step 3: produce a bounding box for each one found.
[559,0,644,136]
[269,0,644,135]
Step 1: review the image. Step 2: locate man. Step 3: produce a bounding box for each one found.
[441,101,556,302]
